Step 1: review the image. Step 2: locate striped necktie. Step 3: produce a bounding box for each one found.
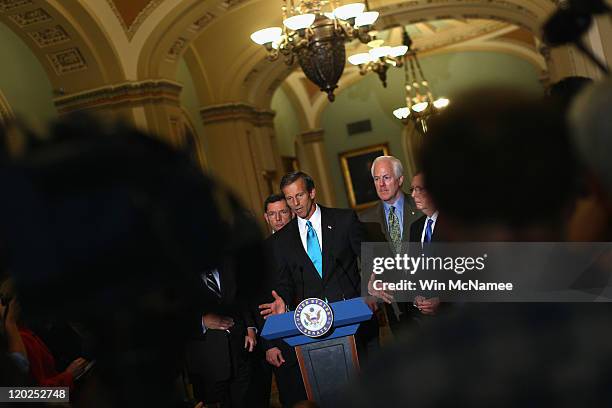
[204,271,222,298]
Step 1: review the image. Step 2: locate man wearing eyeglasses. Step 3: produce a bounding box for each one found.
[409,171,441,315]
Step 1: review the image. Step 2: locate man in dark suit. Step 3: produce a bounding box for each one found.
[262,172,366,308]
[186,257,256,407]
[249,194,306,408]
[408,171,441,315]
[359,155,421,333]
[259,172,377,357]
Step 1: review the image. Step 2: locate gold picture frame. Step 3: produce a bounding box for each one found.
[339,143,390,210]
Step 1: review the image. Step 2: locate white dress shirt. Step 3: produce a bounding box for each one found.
[297,204,323,253]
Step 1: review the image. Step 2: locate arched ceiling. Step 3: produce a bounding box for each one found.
[283,18,547,128]
[0,0,124,93]
[161,0,556,109]
[0,0,559,109]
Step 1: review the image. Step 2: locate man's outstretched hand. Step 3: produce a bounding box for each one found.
[258,290,286,319]
[367,273,394,304]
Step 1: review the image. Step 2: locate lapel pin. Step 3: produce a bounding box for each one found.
[328,225,332,229]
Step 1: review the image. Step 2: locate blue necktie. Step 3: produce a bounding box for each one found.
[306,220,323,278]
[424,218,434,243]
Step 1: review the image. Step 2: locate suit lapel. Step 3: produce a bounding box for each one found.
[320,206,335,284]
[218,263,235,303]
[432,214,440,242]
[401,196,417,252]
[402,198,415,242]
[377,202,392,243]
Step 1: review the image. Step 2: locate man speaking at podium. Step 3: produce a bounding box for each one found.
[259,171,378,358]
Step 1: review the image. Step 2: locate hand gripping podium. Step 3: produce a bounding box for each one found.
[262,297,373,406]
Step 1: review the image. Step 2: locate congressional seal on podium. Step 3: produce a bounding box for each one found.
[294,298,334,338]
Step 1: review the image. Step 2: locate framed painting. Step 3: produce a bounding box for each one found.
[339,143,390,210]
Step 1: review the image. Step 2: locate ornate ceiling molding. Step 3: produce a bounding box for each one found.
[47,48,87,75]
[8,7,51,26]
[0,0,32,12]
[54,79,182,114]
[200,102,275,126]
[27,25,71,47]
[299,129,325,144]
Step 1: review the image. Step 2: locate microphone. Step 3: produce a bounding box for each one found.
[300,265,305,305]
[333,255,359,299]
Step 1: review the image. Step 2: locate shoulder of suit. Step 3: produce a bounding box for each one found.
[271,218,298,240]
[358,201,382,220]
[411,214,426,229]
[320,205,358,220]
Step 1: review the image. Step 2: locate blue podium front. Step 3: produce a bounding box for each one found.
[262,297,373,406]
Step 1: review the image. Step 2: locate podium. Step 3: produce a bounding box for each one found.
[262,297,373,407]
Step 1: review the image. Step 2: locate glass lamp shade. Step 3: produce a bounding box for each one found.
[393,107,411,119]
[333,3,365,20]
[389,45,408,57]
[250,27,283,45]
[412,101,429,113]
[348,53,372,65]
[283,14,315,31]
[355,11,379,27]
[369,46,391,60]
[367,39,385,48]
[271,37,283,49]
[433,98,450,109]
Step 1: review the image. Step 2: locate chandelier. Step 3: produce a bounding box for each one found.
[347,35,408,87]
[250,1,379,102]
[392,31,449,133]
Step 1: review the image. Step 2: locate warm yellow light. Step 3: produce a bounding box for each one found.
[393,107,411,119]
[333,3,365,20]
[433,98,450,109]
[348,53,372,65]
[369,46,391,60]
[250,27,283,45]
[389,45,408,57]
[367,39,384,48]
[412,101,429,113]
[355,11,379,27]
[283,14,315,31]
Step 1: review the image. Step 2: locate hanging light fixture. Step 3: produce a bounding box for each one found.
[347,33,408,87]
[392,30,449,133]
[250,1,379,102]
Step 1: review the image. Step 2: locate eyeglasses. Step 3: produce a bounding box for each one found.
[409,186,426,194]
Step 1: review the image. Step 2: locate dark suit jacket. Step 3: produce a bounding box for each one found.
[272,205,365,309]
[358,195,421,253]
[185,258,253,382]
[359,197,421,329]
[409,214,442,243]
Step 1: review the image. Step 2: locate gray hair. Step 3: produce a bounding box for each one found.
[570,79,612,196]
[371,155,404,179]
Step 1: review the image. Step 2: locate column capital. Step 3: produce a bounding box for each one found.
[298,128,324,144]
[200,103,275,126]
[53,79,182,115]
